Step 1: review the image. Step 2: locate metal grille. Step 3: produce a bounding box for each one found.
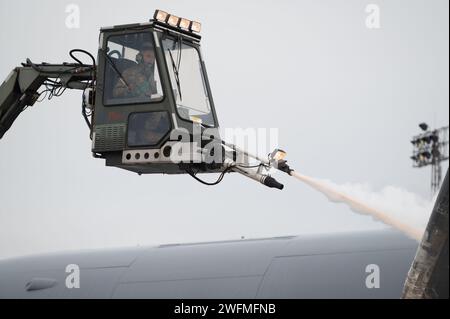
[93,123,126,152]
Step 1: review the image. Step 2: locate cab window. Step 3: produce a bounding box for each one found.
[127,111,171,147]
[104,32,163,105]
[162,38,215,127]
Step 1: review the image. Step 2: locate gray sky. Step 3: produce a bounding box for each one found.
[0,0,448,259]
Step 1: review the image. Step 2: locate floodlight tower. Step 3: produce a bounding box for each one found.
[411,123,449,195]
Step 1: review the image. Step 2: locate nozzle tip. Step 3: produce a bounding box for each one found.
[263,176,284,190]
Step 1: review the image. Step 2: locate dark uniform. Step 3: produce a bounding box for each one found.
[113,63,157,99]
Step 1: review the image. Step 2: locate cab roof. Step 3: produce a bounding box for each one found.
[100,20,201,41]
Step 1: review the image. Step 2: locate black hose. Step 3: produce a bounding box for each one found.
[69,49,96,68]
[185,166,234,186]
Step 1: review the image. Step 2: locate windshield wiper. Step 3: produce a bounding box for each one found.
[168,37,183,101]
[168,49,182,101]
[101,50,131,91]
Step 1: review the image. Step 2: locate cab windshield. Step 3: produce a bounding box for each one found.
[103,32,163,106]
[162,38,215,126]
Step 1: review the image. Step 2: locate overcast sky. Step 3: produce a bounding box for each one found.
[0,0,448,259]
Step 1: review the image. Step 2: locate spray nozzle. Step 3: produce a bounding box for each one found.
[276,160,293,175]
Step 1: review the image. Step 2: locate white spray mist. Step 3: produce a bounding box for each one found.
[291,172,435,241]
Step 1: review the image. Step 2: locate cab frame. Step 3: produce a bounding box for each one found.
[91,21,222,175]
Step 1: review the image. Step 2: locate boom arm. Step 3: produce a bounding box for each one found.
[0,59,94,139]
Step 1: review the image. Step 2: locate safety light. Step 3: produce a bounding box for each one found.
[167,15,180,27]
[153,10,202,34]
[154,10,169,23]
[178,18,191,30]
[420,151,432,159]
[270,149,287,162]
[190,21,202,33]
[422,135,433,144]
[190,116,203,124]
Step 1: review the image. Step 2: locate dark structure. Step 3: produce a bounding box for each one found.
[403,169,449,299]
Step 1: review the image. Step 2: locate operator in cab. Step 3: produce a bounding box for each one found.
[113,42,157,99]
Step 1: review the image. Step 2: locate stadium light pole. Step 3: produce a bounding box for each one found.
[410,123,449,195]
